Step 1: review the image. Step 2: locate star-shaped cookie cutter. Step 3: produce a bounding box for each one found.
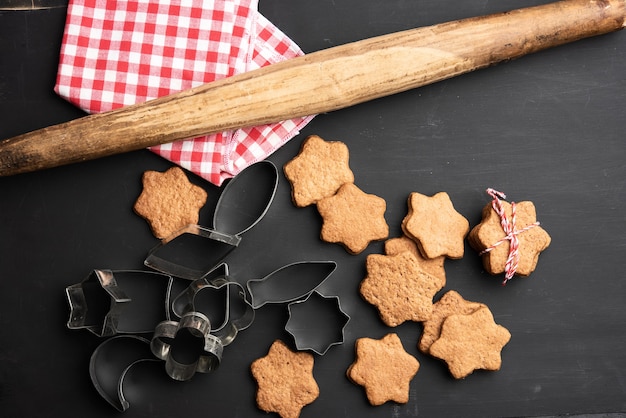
[150,311,224,381]
[285,291,350,355]
[65,269,173,337]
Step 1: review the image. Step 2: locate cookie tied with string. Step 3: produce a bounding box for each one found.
[469,189,551,284]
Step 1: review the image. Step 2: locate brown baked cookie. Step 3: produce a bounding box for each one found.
[359,252,441,326]
[347,333,420,406]
[133,166,208,239]
[317,182,389,254]
[283,135,355,207]
[401,191,469,259]
[250,340,319,418]
[418,290,485,354]
[429,306,511,379]
[469,194,551,282]
[384,236,446,288]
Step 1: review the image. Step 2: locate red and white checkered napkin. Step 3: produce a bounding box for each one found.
[55,0,314,186]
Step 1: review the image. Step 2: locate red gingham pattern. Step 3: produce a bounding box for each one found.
[55,0,314,185]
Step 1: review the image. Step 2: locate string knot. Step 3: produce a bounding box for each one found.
[480,188,540,285]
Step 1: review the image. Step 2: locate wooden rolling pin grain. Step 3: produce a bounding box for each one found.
[1,0,624,176]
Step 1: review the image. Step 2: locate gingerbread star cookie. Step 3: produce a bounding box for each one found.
[317,183,389,254]
[359,252,442,326]
[133,167,207,239]
[250,340,319,418]
[384,236,447,289]
[347,333,420,405]
[429,306,511,379]
[469,190,551,283]
[418,290,485,354]
[284,135,355,207]
[401,191,469,259]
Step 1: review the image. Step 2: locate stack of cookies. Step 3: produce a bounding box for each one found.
[359,190,512,381]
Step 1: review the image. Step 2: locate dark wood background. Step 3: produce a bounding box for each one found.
[1,1,625,417]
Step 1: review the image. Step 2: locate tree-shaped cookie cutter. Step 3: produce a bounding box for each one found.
[144,161,278,280]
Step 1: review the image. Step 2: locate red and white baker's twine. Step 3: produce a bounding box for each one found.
[479,188,540,285]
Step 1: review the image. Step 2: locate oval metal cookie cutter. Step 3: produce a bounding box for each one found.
[144,161,278,280]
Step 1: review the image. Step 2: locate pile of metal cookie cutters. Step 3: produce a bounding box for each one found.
[64,161,350,411]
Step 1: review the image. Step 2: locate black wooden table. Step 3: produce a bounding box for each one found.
[1,1,625,417]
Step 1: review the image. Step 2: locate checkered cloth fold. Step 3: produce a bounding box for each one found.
[55,0,314,185]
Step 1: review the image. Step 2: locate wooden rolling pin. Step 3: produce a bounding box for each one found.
[1,0,624,176]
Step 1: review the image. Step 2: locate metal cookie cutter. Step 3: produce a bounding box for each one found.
[150,311,224,381]
[144,161,279,280]
[170,264,255,346]
[246,261,348,355]
[246,261,337,309]
[89,335,158,412]
[285,291,350,355]
[170,263,230,318]
[66,269,173,337]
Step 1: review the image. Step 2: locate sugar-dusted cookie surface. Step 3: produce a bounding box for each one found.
[418,290,485,354]
[283,135,355,207]
[360,252,442,326]
[429,306,511,379]
[384,236,447,288]
[317,182,389,254]
[133,166,207,239]
[469,197,551,281]
[347,333,420,406]
[401,191,469,259]
[250,340,319,418]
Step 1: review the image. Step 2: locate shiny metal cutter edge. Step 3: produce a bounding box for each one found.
[150,311,224,381]
[170,268,255,346]
[285,290,350,356]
